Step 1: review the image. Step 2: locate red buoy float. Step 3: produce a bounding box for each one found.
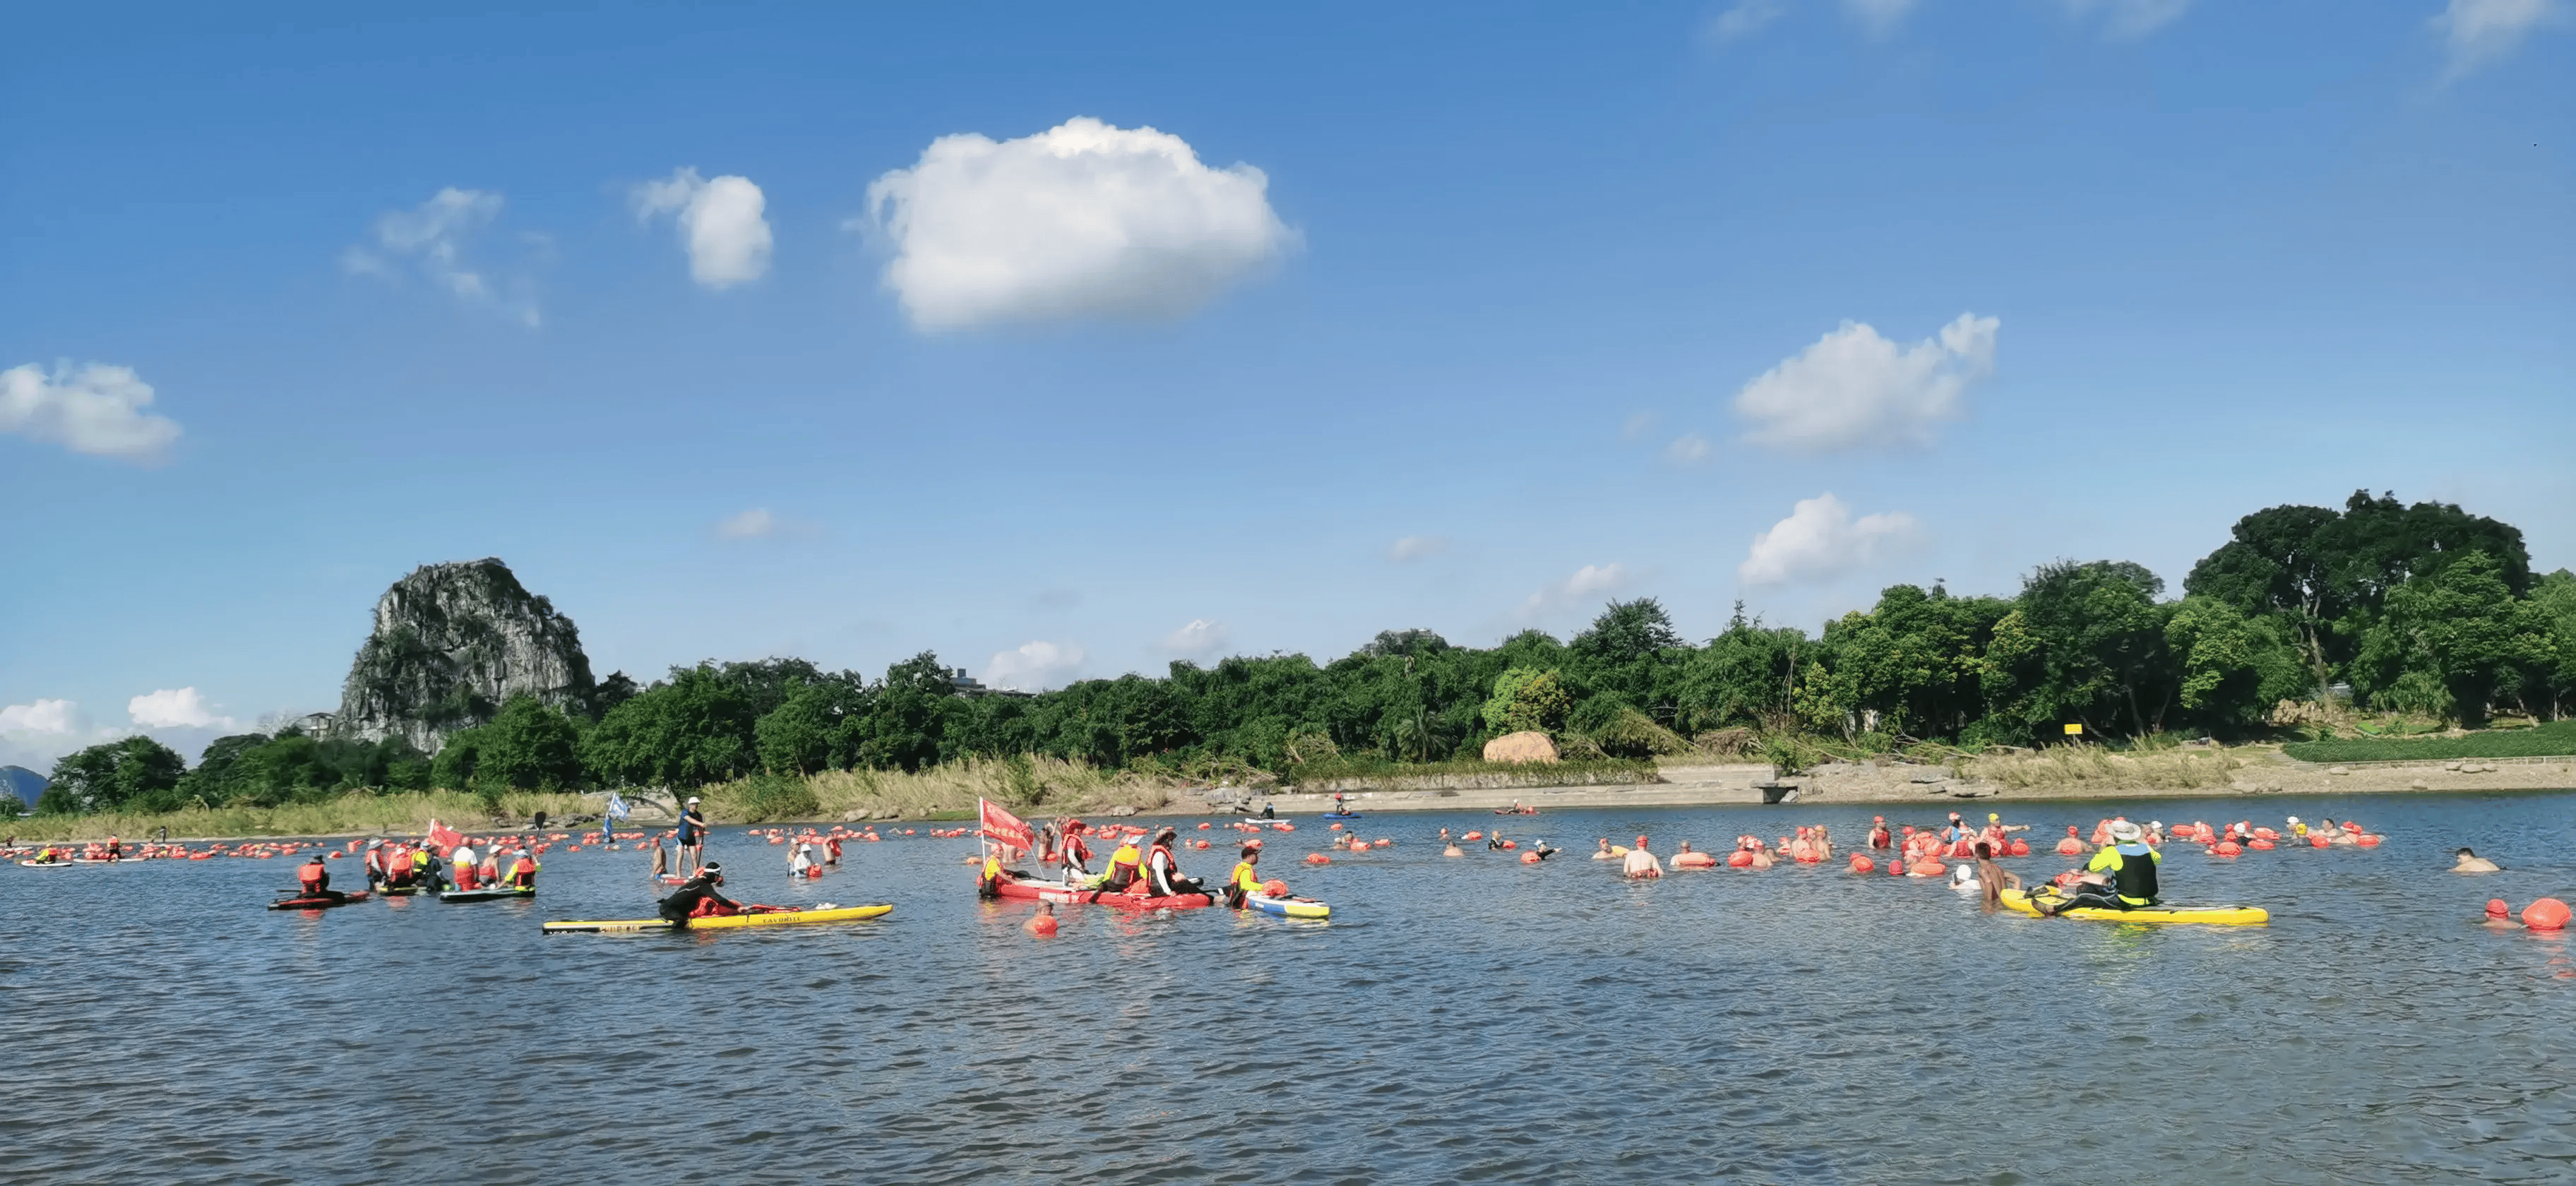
[2523,897,2570,930]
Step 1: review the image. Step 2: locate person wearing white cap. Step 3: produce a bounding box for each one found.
[2286,816,2308,840]
[678,796,710,874]
[2044,820,2161,916]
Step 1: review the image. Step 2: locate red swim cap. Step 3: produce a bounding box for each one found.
[2486,899,2510,916]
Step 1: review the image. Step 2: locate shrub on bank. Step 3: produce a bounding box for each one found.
[2282,721,2576,764]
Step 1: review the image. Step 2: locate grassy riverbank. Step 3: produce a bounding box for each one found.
[700,755,1180,822]
[2282,720,2576,764]
[1,791,593,844]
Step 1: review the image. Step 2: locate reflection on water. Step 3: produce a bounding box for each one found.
[4,791,2574,1183]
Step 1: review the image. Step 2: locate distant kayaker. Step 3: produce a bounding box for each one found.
[1058,820,1095,882]
[1259,802,1276,820]
[1224,844,1268,909]
[2452,848,2502,873]
[1144,828,1205,897]
[1623,835,1663,880]
[657,864,739,927]
[294,853,344,903]
[1102,834,1144,892]
[1972,843,2023,913]
[678,796,709,873]
[2043,821,2159,916]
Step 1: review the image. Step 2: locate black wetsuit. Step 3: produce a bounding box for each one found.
[658,877,737,926]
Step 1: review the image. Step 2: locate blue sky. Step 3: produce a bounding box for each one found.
[4,1,2570,767]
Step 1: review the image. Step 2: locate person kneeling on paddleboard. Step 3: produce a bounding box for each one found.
[657,863,739,928]
[2045,821,2159,916]
[1102,834,1144,892]
[294,853,345,903]
[1144,828,1205,897]
[506,850,539,891]
[1056,820,1094,883]
[1224,844,1268,909]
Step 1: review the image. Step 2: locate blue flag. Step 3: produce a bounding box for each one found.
[606,792,630,822]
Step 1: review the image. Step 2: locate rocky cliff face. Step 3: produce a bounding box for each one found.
[329,558,597,754]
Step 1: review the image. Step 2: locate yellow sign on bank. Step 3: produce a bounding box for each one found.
[2063,723,2084,736]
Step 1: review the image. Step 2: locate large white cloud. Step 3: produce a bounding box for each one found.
[1732,313,1998,454]
[986,641,1086,693]
[1,363,182,461]
[634,167,774,289]
[1739,493,1916,585]
[862,117,1295,330]
[0,700,79,736]
[2435,0,2566,76]
[344,187,541,327]
[128,688,234,731]
[1520,563,1632,619]
[1161,618,1233,662]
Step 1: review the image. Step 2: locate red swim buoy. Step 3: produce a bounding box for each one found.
[2523,898,2571,930]
[1328,823,1343,832]
[1462,831,1482,841]
[2212,841,2241,856]
[1888,858,1906,877]
[1026,914,1058,937]
[2310,836,2330,849]
[1263,878,1288,896]
[1520,851,1541,863]
[2356,834,2380,848]
[2008,839,2030,856]
[1498,839,1517,850]
[1727,851,1753,868]
[1349,840,1370,851]
[1849,855,1875,873]
[1910,858,1945,877]
[1198,822,1211,830]
[2248,839,2274,851]
[1305,853,1330,865]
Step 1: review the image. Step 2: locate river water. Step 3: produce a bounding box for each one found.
[5,791,2575,1184]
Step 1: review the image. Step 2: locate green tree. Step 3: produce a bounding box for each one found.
[2163,596,2309,732]
[2354,551,2548,725]
[47,736,186,813]
[1988,561,2176,739]
[1481,667,1571,734]
[474,695,585,791]
[580,665,759,786]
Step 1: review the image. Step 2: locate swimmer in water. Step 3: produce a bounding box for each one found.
[1622,835,1663,880]
[1592,838,1614,861]
[2482,899,2517,929]
[2451,847,2502,873]
[1972,841,2024,912]
[1868,816,1892,849]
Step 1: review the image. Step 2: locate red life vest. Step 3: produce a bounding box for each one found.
[509,857,536,885]
[298,863,326,890]
[388,849,415,875]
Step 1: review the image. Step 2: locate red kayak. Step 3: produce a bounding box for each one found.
[988,874,1211,911]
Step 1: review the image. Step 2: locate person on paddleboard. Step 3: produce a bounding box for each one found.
[2043,821,2159,916]
[1102,834,1144,892]
[658,863,739,927]
[1143,828,1205,897]
[678,796,708,873]
[451,841,479,890]
[363,839,386,889]
[1224,843,1268,909]
[506,849,539,890]
[294,853,345,902]
[977,849,1006,899]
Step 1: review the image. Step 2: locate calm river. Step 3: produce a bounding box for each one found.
[5,791,2574,1183]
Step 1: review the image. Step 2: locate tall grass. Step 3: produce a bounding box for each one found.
[1284,757,1657,791]
[2283,720,2576,764]
[1960,747,2248,791]
[701,755,1166,822]
[1,790,592,843]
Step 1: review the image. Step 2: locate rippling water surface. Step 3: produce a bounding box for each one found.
[6,791,2576,1183]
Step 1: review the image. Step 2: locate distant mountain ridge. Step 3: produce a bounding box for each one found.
[1,765,47,806]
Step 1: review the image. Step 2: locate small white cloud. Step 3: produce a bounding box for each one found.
[1739,493,1916,585]
[1733,313,1997,454]
[1389,535,1449,562]
[1665,433,1714,465]
[2062,0,2192,39]
[716,508,777,539]
[2435,0,2566,76]
[1845,0,1919,35]
[633,167,775,289]
[1621,411,1659,439]
[861,116,1296,330]
[1705,0,1788,43]
[986,640,1086,692]
[1520,563,1632,618]
[346,188,541,327]
[128,688,234,731]
[1161,618,1232,661]
[0,700,79,736]
[1,363,182,461]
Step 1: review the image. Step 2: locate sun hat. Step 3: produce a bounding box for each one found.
[2109,821,2143,842]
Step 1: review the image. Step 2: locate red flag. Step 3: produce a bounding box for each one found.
[428,819,464,856]
[978,799,1033,851]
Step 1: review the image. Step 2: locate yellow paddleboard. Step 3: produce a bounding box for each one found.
[2001,887,2267,926]
[543,904,893,934]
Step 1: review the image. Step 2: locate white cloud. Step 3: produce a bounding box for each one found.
[1739,493,1916,585]
[633,167,774,289]
[1161,618,1232,661]
[716,508,777,539]
[986,641,1086,692]
[1389,535,1449,562]
[1732,313,1997,454]
[1845,0,1918,35]
[0,700,79,736]
[861,116,1296,330]
[345,188,540,327]
[2435,0,2565,76]
[128,688,234,731]
[1705,0,1787,43]
[1,363,182,461]
[1665,433,1714,465]
[1520,563,1632,618]
[2062,0,2192,39]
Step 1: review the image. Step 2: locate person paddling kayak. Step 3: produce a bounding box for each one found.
[294,853,345,903]
[2044,820,2159,916]
[657,863,739,927]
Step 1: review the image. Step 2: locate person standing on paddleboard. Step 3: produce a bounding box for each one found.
[678,797,708,874]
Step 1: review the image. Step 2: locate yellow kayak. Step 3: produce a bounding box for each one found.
[2001,887,2267,926]
[543,903,893,934]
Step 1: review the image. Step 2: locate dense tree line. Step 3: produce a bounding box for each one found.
[35,490,2576,813]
